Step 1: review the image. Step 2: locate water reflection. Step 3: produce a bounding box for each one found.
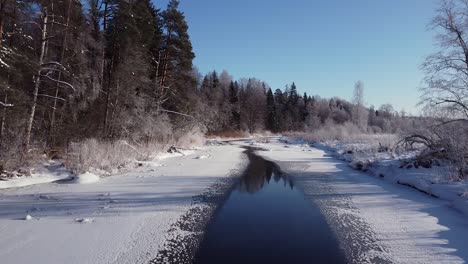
[238,151,294,194]
[192,149,347,264]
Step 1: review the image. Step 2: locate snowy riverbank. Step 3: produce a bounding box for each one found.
[280,136,468,216]
[0,145,245,264]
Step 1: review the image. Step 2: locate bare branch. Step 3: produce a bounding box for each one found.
[36,94,66,102]
[159,109,193,118]
[41,61,67,70]
[0,101,13,107]
[40,75,76,91]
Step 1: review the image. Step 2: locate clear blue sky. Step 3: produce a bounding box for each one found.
[155,0,439,114]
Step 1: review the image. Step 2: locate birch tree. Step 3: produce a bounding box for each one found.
[23,3,76,159]
[352,80,368,131]
[403,0,468,178]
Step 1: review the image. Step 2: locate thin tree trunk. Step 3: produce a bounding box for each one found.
[0,2,4,50]
[49,76,60,144]
[49,0,72,147]
[103,54,114,137]
[102,0,112,137]
[99,0,108,84]
[160,50,169,87]
[159,31,172,88]
[107,79,120,139]
[23,9,48,160]
[0,89,7,143]
[7,0,15,47]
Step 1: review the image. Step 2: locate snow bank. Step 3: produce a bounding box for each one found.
[0,161,71,190]
[284,136,468,216]
[153,148,195,161]
[72,172,100,184]
[0,145,245,264]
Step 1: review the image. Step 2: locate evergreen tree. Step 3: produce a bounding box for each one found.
[159,0,196,114]
[266,88,278,132]
[101,0,160,138]
[289,82,299,105]
[229,81,240,129]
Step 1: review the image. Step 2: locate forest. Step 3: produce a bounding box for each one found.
[1,0,468,179]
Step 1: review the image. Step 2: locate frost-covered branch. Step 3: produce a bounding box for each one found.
[0,101,13,107]
[40,75,75,91]
[36,94,66,102]
[159,109,193,118]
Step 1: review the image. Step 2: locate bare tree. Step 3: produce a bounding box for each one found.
[404,0,468,178]
[23,5,75,160]
[352,80,368,130]
[421,0,468,120]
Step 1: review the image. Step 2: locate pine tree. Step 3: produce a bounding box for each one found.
[159,0,196,114]
[266,88,278,132]
[289,82,299,105]
[229,81,240,129]
[101,0,160,138]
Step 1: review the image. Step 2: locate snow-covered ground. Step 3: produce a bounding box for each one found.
[0,160,71,189]
[240,138,468,264]
[283,137,468,216]
[2,137,468,264]
[0,145,245,264]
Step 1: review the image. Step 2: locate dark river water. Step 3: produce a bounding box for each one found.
[192,149,347,264]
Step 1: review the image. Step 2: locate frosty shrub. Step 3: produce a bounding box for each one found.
[401,122,468,180]
[286,122,398,154]
[175,129,206,148]
[67,138,168,173]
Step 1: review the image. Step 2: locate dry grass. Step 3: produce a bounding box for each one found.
[285,122,399,153]
[206,130,250,139]
[66,139,167,173]
[66,132,206,174]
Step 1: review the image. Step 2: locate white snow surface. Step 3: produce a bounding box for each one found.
[299,138,468,216]
[72,172,100,184]
[240,138,468,264]
[0,161,71,190]
[0,145,244,264]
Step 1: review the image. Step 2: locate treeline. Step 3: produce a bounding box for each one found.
[0,0,415,169]
[198,72,416,135]
[0,0,199,165]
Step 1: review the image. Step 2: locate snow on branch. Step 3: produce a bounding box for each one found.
[160,109,194,118]
[41,61,67,70]
[40,75,76,91]
[0,102,13,107]
[0,58,10,68]
[37,94,66,102]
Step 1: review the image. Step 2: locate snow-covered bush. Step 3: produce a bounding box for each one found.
[66,138,168,173]
[66,127,207,174]
[401,121,468,180]
[287,122,398,152]
[174,129,206,148]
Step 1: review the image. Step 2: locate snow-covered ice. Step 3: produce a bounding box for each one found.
[0,145,245,264]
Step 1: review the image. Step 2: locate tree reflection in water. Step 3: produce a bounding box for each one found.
[237,150,294,194]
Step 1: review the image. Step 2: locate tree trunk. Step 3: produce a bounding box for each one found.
[159,31,172,88]
[99,0,108,84]
[49,0,72,147]
[0,0,6,49]
[103,54,114,137]
[102,0,112,136]
[23,9,48,160]
[0,91,7,143]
